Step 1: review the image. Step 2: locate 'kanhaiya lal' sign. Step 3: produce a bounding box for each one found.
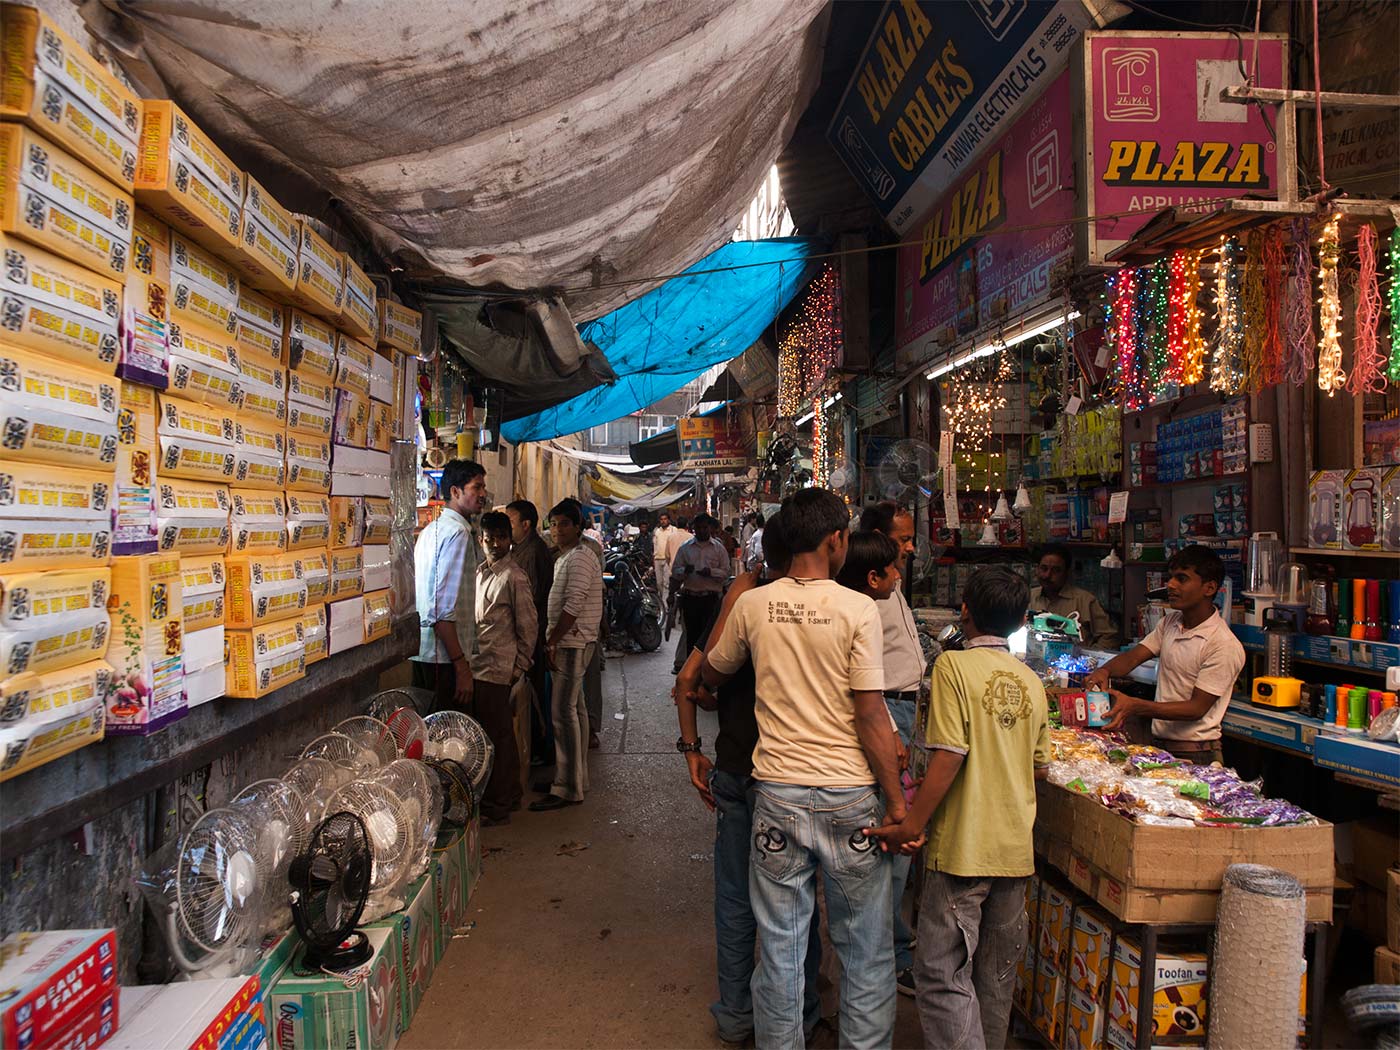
[828,0,1100,234]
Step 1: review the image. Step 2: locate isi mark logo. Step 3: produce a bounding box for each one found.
[1026,130,1060,210]
[1102,47,1160,122]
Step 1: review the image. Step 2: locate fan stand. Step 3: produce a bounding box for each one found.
[303,929,373,972]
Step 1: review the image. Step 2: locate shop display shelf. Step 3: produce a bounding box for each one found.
[1222,699,1320,756]
[1312,729,1400,792]
[1233,625,1400,673]
[1287,547,1399,559]
[1127,472,1248,492]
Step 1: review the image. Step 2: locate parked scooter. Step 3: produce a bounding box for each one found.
[602,541,663,651]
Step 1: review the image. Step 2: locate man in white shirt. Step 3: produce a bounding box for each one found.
[473,511,538,825]
[1085,545,1245,765]
[412,459,487,711]
[699,488,904,1049]
[653,511,682,605]
[743,513,766,571]
[531,499,604,811]
[670,514,731,653]
[859,500,926,994]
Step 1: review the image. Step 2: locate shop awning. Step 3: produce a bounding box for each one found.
[501,238,820,443]
[628,403,730,467]
[589,467,695,511]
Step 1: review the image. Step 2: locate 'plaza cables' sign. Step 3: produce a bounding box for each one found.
[828,0,1098,234]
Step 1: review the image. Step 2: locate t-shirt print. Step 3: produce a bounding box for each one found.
[982,668,1033,730]
[767,595,831,627]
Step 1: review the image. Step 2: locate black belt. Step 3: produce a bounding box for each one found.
[884,690,917,701]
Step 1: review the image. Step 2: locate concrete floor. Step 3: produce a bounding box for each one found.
[401,644,927,1049]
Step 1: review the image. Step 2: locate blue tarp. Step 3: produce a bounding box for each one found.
[501,238,819,443]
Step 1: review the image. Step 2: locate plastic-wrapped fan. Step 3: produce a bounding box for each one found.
[160,807,268,977]
[231,779,309,934]
[289,811,373,972]
[326,779,414,921]
[384,708,428,760]
[877,439,938,503]
[423,756,476,828]
[909,535,942,584]
[372,759,439,877]
[332,716,399,766]
[423,711,494,792]
[827,457,862,500]
[282,756,344,827]
[365,686,434,723]
[302,732,379,778]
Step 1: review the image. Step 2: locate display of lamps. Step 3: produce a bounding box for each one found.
[991,493,1012,521]
[1013,481,1032,513]
[978,521,998,546]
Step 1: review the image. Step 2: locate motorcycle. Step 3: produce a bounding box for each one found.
[602,541,663,652]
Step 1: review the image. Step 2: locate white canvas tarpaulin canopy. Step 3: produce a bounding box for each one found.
[85,0,830,322]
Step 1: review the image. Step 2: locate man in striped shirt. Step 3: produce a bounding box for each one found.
[531,499,604,811]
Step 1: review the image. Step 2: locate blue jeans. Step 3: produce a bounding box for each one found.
[750,782,895,1050]
[710,770,821,1042]
[885,696,917,971]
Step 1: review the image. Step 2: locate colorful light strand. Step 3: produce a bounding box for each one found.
[1284,218,1316,387]
[1389,228,1400,383]
[777,264,843,418]
[1180,249,1207,384]
[1262,224,1287,388]
[1348,222,1386,395]
[1143,258,1171,399]
[1166,251,1189,385]
[1112,268,1145,410]
[1316,214,1345,396]
[1210,237,1245,395]
[1241,230,1267,393]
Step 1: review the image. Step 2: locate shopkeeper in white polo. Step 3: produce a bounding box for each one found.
[1084,545,1245,765]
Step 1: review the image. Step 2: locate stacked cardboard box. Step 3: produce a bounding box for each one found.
[104,553,184,734]
[0,928,119,1050]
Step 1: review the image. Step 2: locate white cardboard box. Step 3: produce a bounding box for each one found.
[328,596,365,654]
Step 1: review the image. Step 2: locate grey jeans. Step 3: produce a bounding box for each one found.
[915,869,1028,1050]
[550,643,595,802]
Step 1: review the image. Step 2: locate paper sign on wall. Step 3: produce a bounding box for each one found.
[1108,490,1129,524]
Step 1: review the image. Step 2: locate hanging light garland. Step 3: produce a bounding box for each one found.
[1166,251,1189,386]
[811,395,828,487]
[1316,213,1345,396]
[1142,258,1171,399]
[1348,223,1387,395]
[1179,248,1208,385]
[1389,228,1400,383]
[1262,225,1287,388]
[1284,217,1316,386]
[1111,268,1145,410]
[1210,237,1245,395]
[1241,230,1267,393]
[777,264,843,418]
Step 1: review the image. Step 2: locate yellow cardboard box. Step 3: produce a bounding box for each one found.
[1033,956,1068,1045]
[0,343,117,425]
[0,606,108,676]
[1070,907,1114,1000]
[0,697,103,782]
[1038,885,1074,974]
[1,4,141,188]
[329,546,364,600]
[235,347,288,427]
[286,402,333,441]
[170,232,239,336]
[236,286,286,364]
[134,99,242,257]
[104,551,184,734]
[180,553,225,631]
[232,418,286,491]
[0,399,118,469]
[363,588,391,642]
[333,332,373,396]
[158,393,235,446]
[377,299,422,356]
[339,253,377,340]
[0,567,109,629]
[286,494,331,550]
[302,603,327,664]
[0,518,113,570]
[1107,937,1208,1043]
[225,553,307,628]
[288,369,334,415]
[225,619,305,699]
[288,219,344,320]
[0,463,112,520]
[113,380,158,555]
[293,549,330,604]
[329,496,363,549]
[157,392,236,484]
[0,235,121,371]
[154,478,230,554]
[366,399,393,453]
[1066,985,1107,1050]
[235,174,297,294]
[167,319,241,407]
[229,488,287,555]
[332,388,370,448]
[0,657,115,731]
[0,123,133,278]
[286,434,332,493]
[362,497,392,544]
[285,309,336,377]
[121,208,171,386]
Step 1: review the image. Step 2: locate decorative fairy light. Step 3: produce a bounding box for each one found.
[811,395,828,487]
[1349,222,1386,395]
[1389,228,1400,383]
[1262,224,1287,388]
[1284,218,1316,386]
[1241,230,1266,392]
[777,265,843,418]
[1210,237,1245,395]
[943,338,1011,451]
[1180,248,1207,385]
[1166,251,1189,386]
[1316,214,1345,396]
[1142,258,1170,399]
[1112,268,1145,410]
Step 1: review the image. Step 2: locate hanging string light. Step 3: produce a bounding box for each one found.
[777,264,843,418]
[1284,218,1316,386]
[1166,251,1189,385]
[1349,222,1387,395]
[1180,248,1207,385]
[1262,225,1287,388]
[1142,258,1171,399]
[811,395,828,487]
[1389,228,1400,383]
[1316,213,1345,396]
[1112,268,1145,410]
[1210,237,1245,395]
[1241,230,1267,393]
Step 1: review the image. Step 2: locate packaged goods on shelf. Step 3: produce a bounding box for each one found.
[166,319,241,407]
[0,343,118,426]
[331,447,390,498]
[339,253,378,340]
[333,332,373,396]
[287,400,334,440]
[1107,938,1208,1045]
[0,235,121,371]
[0,123,132,278]
[333,387,370,447]
[0,463,113,521]
[286,493,331,550]
[104,552,184,734]
[1343,467,1385,551]
[0,371,118,470]
[369,351,394,404]
[232,416,286,490]
[182,647,223,707]
[1307,469,1348,550]
[235,174,297,294]
[269,925,401,1050]
[286,433,332,492]
[288,369,334,416]
[0,567,109,630]
[0,691,104,781]
[1383,467,1400,552]
[1033,955,1068,1044]
[294,549,330,604]
[1038,884,1073,973]
[1069,906,1113,999]
[0,660,114,745]
[0,605,107,677]
[285,309,336,377]
[224,553,307,628]
[363,544,391,592]
[1065,984,1107,1050]
[107,975,261,1050]
[367,399,393,452]
[179,553,224,631]
[235,285,286,363]
[377,298,422,356]
[327,594,365,654]
[121,209,171,386]
[0,518,113,571]
[329,546,364,600]
[169,232,239,336]
[0,929,119,1047]
[288,219,344,320]
[229,489,287,555]
[154,479,230,554]
[363,588,391,642]
[234,347,288,426]
[329,495,363,549]
[225,617,305,698]
[362,497,392,543]
[1,3,140,189]
[302,603,328,664]
[134,100,243,257]
[156,393,236,484]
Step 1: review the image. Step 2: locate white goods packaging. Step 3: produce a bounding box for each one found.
[331,446,390,498]
[166,319,240,408]
[327,595,364,654]
[183,657,224,708]
[154,479,230,554]
[156,394,235,484]
[285,493,330,550]
[229,489,287,555]
[0,235,121,372]
[234,348,287,426]
[231,417,286,490]
[368,351,394,404]
[235,285,286,364]
[286,433,331,493]
[169,233,239,337]
[302,603,327,664]
[294,549,330,604]
[333,332,373,396]
[362,544,390,592]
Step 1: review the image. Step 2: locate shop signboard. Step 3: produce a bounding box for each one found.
[894,73,1075,365]
[1077,31,1288,265]
[828,0,1098,233]
[678,416,747,471]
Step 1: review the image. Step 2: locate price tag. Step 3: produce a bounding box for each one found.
[1065,395,1083,416]
[1108,490,1129,524]
[938,431,953,467]
[943,465,959,528]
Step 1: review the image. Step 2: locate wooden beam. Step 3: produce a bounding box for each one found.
[1220,85,1400,109]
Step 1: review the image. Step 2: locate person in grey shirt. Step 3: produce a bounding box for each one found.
[670,513,730,656]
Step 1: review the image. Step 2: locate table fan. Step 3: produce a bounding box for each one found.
[282,755,344,828]
[364,686,434,722]
[423,711,494,793]
[231,779,309,933]
[325,779,414,921]
[422,756,476,829]
[163,807,268,977]
[331,716,399,766]
[289,810,373,971]
[371,759,439,884]
[301,731,379,778]
[384,708,428,759]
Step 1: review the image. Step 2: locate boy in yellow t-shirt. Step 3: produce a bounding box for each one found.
[867,566,1050,1050]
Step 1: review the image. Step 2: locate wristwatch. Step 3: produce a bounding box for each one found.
[676,737,702,754]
